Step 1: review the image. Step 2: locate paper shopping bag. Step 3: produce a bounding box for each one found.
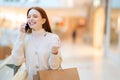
[39,68,80,80]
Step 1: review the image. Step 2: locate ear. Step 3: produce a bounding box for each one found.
[42,18,46,24]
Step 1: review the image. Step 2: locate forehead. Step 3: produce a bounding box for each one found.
[28,9,41,15]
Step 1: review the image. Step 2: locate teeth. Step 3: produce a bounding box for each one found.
[30,22,35,25]
[31,23,34,25]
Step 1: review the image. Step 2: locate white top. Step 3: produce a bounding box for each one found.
[10,29,62,80]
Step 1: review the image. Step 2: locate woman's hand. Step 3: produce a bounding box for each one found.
[51,46,59,55]
[20,23,26,33]
[17,23,27,40]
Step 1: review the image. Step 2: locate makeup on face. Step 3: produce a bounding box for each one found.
[27,9,43,31]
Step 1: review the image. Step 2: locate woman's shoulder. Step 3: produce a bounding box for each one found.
[46,32,60,40]
[46,32,61,45]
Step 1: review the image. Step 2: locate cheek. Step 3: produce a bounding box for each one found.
[36,21,42,26]
[37,19,43,25]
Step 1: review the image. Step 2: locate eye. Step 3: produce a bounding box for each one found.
[33,15,38,18]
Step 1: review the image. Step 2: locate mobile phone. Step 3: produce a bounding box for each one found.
[25,23,32,33]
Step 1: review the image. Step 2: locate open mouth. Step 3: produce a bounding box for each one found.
[29,22,36,26]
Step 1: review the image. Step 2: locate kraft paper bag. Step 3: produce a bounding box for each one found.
[39,68,80,80]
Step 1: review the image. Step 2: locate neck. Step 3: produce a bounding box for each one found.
[32,28,44,32]
[32,28,42,31]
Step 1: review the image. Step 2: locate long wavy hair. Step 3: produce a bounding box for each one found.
[27,7,52,33]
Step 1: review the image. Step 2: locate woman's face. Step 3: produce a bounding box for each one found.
[27,9,46,31]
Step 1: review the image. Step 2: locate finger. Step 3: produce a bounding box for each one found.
[20,23,26,33]
[52,46,59,54]
[21,23,26,27]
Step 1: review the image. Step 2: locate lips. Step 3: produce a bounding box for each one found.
[29,22,36,26]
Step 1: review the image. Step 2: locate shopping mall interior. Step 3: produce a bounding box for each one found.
[0,0,120,80]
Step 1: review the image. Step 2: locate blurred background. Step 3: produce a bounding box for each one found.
[0,0,120,80]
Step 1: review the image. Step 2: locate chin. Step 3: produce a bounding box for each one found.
[30,25,35,28]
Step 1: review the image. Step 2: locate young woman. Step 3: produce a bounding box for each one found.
[0,6,62,80]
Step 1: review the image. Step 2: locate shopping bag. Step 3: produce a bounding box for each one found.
[39,67,80,80]
[12,63,28,80]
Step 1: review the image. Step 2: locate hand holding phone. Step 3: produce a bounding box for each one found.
[25,23,32,33]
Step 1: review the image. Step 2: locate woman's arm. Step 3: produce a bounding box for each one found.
[10,31,25,66]
[0,36,24,69]
[0,31,25,70]
[10,23,26,66]
[48,34,62,69]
